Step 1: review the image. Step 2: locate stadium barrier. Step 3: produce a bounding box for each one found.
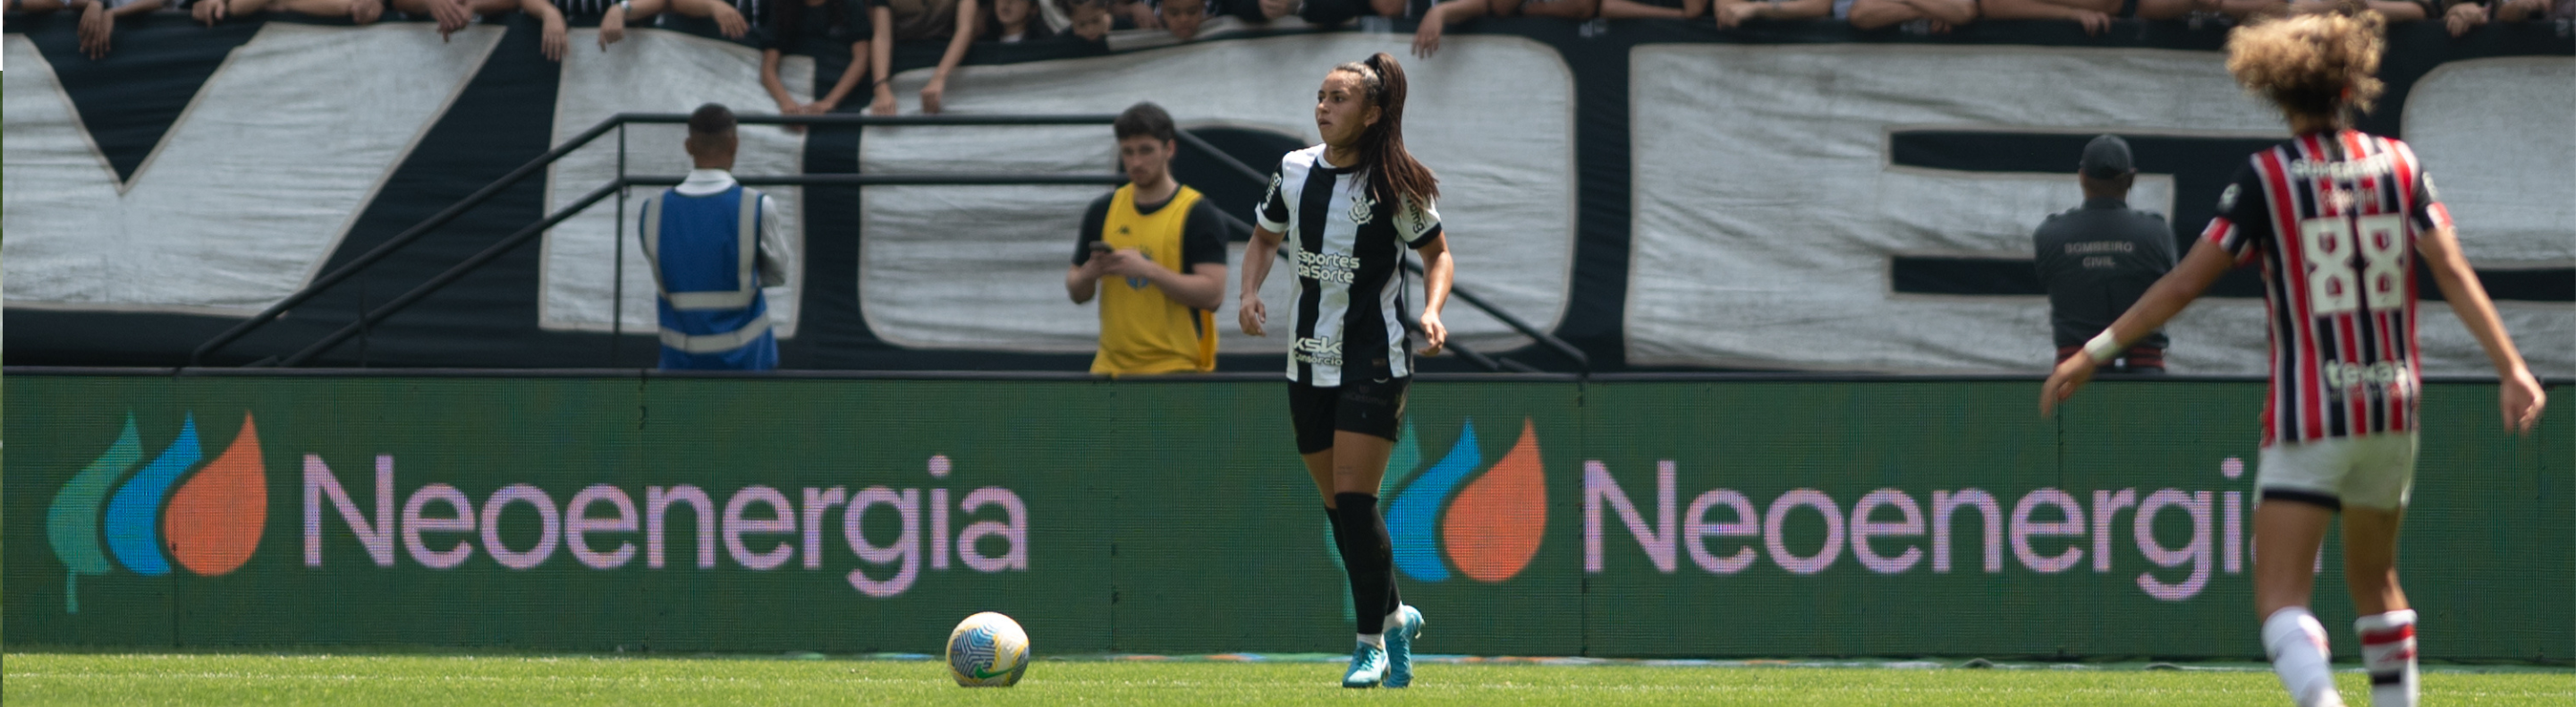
[7,371,2567,661]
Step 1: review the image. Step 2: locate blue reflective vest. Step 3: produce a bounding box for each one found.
[640,184,775,371]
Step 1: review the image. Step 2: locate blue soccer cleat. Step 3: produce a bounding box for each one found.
[1341,642,1389,688]
[1385,605,1425,688]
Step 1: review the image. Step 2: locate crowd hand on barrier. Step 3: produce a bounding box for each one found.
[1716,1,1758,28]
[2072,7,2111,33]
[78,0,178,59]
[528,0,570,60]
[922,76,949,114]
[192,0,225,25]
[706,0,750,37]
[410,0,473,38]
[599,1,629,46]
[870,82,899,115]
[1412,0,1461,58]
[78,0,114,59]
[2492,0,2546,21]
[2445,0,2487,34]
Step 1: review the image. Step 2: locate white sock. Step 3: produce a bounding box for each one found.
[2264,607,2345,707]
[2355,610,2419,707]
[1357,633,1385,649]
[1382,605,1406,633]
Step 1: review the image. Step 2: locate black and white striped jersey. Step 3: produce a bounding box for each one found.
[1255,145,1444,387]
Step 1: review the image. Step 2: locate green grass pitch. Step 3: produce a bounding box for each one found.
[6,653,2573,706]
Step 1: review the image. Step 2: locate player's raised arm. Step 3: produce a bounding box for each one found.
[2040,238,2235,416]
[2416,224,2546,431]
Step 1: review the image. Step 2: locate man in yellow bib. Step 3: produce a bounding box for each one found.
[1065,102,1231,375]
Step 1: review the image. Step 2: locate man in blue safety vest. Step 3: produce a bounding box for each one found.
[640,103,795,371]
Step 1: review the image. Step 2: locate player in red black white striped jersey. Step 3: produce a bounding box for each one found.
[2042,5,2545,707]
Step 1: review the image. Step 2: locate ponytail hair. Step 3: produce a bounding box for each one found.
[1332,53,1439,207]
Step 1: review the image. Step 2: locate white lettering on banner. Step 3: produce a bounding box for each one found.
[1,27,502,312]
[1625,45,2572,376]
[301,453,1028,598]
[1582,457,2250,601]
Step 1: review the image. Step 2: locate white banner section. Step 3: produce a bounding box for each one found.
[2,25,499,314]
[1626,45,2572,375]
[859,34,1577,355]
[540,30,811,336]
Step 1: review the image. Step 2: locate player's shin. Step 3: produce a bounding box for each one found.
[2263,607,2345,707]
[2356,610,2419,707]
[1334,492,1394,646]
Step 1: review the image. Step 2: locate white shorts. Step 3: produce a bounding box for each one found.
[2256,432,2419,511]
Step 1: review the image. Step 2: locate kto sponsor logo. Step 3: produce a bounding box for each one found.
[47,413,269,613]
[304,453,1028,598]
[1586,457,2253,601]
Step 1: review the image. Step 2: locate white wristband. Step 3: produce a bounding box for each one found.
[2082,330,2123,364]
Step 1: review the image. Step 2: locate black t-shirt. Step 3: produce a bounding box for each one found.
[766,0,874,51]
[1072,190,1230,270]
[2033,197,2176,350]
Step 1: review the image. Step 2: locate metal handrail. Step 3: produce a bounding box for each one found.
[191,112,1121,366]
[274,170,1128,367]
[1174,128,1591,374]
[207,110,1584,372]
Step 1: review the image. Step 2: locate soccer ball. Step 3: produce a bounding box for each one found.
[945,611,1030,687]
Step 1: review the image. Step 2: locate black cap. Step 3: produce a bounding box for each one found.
[2080,135,2133,179]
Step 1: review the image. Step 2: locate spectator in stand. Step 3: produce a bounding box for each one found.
[1159,0,1207,39]
[2440,0,2566,34]
[1713,0,1833,30]
[1289,0,1425,26]
[762,0,877,120]
[1844,0,1976,30]
[1982,0,2197,33]
[2034,136,2174,374]
[2218,0,2428,21]
[1413,0,1599,59]
[985,0,1056,40]
[572,0,760,47]
[190,0,381,30]
[869,0,978,113]
[1600,0,1706,20]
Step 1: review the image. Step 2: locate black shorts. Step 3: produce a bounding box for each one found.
[1287,378,1411,455]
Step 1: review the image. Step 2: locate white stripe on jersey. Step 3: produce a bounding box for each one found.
[1257,145,1443,388]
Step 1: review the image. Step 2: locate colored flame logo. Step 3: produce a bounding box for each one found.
[45,412,268,613]
[1381,417,1547,583]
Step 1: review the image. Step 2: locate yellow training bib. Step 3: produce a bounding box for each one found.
[1092,184,1217,376]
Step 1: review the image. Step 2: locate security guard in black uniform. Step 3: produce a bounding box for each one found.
[2033,135,2176,373]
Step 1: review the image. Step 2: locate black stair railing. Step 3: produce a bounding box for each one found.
[193,112,1586,373]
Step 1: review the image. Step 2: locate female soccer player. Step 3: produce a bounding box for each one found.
[1237,52,1455,689]
[2042,6,2545,707]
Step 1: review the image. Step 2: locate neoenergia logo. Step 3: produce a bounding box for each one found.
[46,413,269,613]
[1377,417,1547,583]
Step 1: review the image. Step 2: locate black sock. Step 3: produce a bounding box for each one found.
[1332,492,1396,636]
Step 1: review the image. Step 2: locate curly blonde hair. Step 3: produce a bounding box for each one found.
[2225,4,2386,128]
